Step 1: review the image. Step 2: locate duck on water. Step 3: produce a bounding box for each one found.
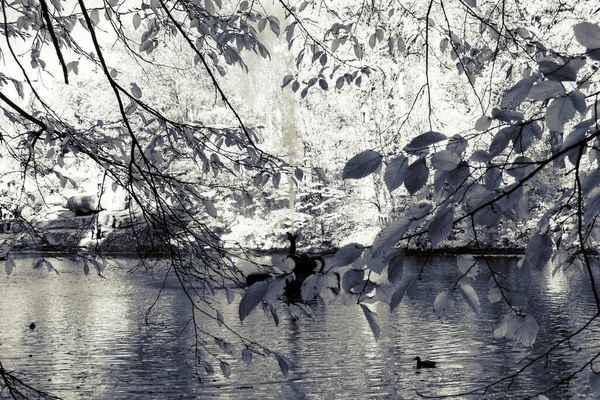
[414,356,436,369]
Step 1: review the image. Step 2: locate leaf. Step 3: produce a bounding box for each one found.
[457,255,478,278]
[403,131,447,154]
[439,38,448,53]
[538,61,577,82]
[33,259,44,270]
[390,282,408,312]
[484,167,501,191]
[507,315,539,347]
[294,168,303,181]
[269,16,280,36]
[204,0,215,11]
[501,76,536,109]
[5,257,15,275]
[331,38,340,52]
[313,167,328,183]
[573,22,600,49]
[274,352,292,377]
[404,158,429,195]
[590,372,600,395]
[45,260,58,274]
[528,80,565,101]
[360,304,381,340]
[239,280,270,321]
[300,274,319,302]
[569,90,587,114]
[506,156,535,180]
[342,150,382,179]
[225,287,234,304]
[513,122,542,154]
[263,276,288,302]
[216,309,224,327]
[387,254,403,284]
[369,33,376,49]
[404,202,433,221]
[67,61,79,75]
[470,150,491,163]
[298,1,309,11]
[525,233,553,270]
[428,208,453,247]
[458,284,481,314]
[488,286,502,303]
[83,259,90,276]
[363,248,386,274]
[90,9,100,26]
[384,155,408,192]
[491,108,524,123]
[353,44,363,59]
[489,126,516,157]
[220,361,231,378]
[203,361,214,375]
[203,199,217,218]
[446,134,468,154]
[342,269,365,292]
[370,218,410,257]
[242,348,253,365]
[333,243,364,267]
[397,36,406,52]
[282,74,294,88]
[132,13,142,30]
[434,290,454,322]
[546,96,576,132]
[130,83,142,99]
[431,150,461,171]
[318,79,328,90]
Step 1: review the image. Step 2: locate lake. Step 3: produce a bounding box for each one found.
[0,254,598,399]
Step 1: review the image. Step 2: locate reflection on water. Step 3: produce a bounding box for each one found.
[0,255,599,398]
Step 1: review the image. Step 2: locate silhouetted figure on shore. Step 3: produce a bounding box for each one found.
[245,232,324,287]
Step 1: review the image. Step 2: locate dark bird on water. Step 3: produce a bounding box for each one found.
[414,356,436,368]
[29,322,36,330]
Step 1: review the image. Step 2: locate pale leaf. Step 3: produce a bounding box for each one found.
[274,352,292,377]
[427,207,453,248]
[390,282,408,312]
[434,290,454,321]
[525,233,553,270]
[574,22,600,49]
[459,283,481,314]
[360,304,381,340]
[474,116,491,131]
[333,243,364,267]
[219,361,231,378]
[5,257,15,275]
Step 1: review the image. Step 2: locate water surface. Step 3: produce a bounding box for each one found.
[0,255,598,399]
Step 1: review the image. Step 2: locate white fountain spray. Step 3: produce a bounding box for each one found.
[263,2,299,235]
[244,2,299,237]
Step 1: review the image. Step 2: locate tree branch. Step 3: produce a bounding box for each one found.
[38,0,69,84]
